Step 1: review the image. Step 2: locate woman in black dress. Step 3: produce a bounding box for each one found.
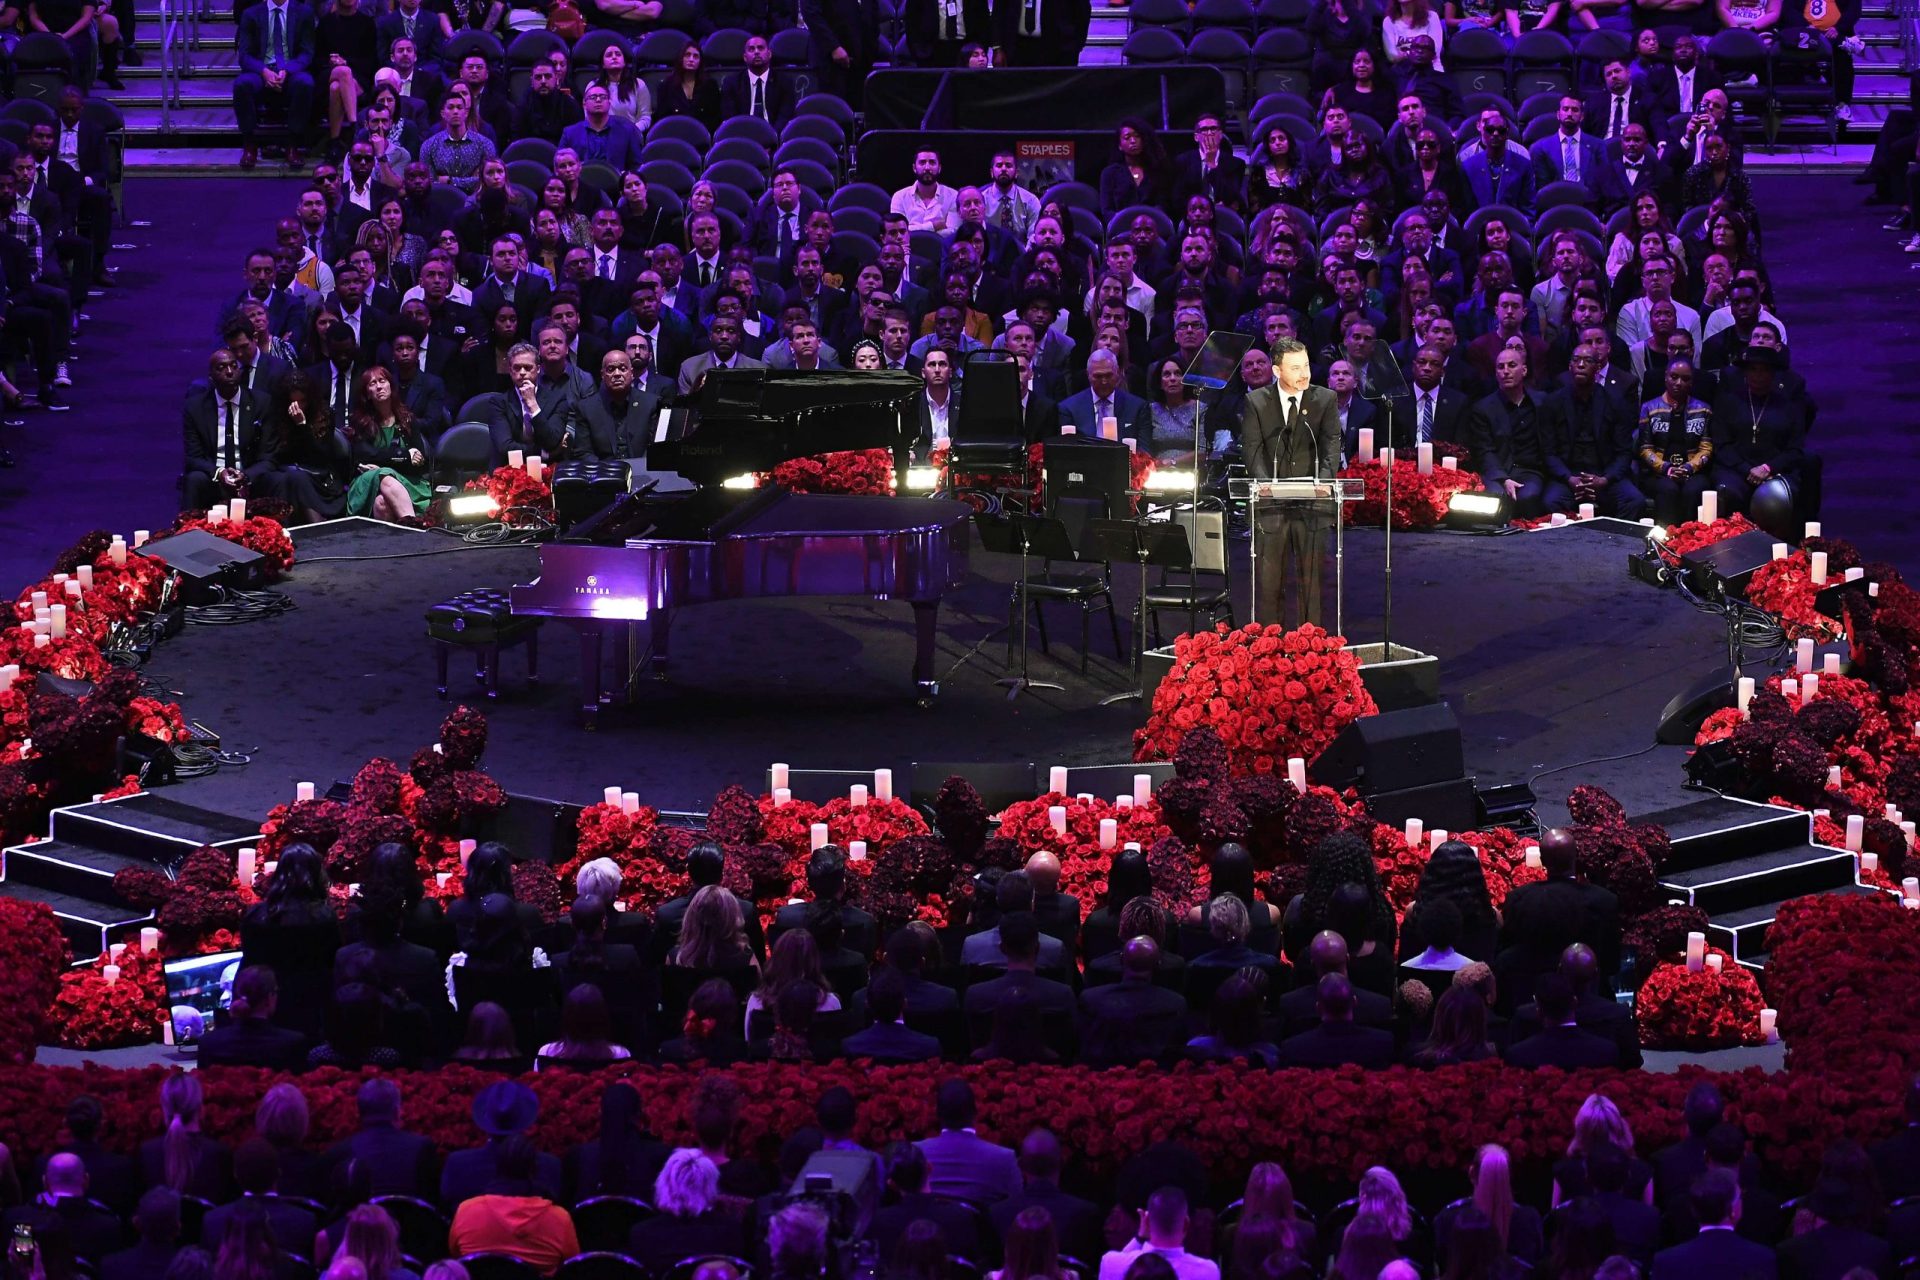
[240,843,343,1040]
[317,0,378,160]
[655,42,722,133]
[1325,49,1397,130]
[267,370,350,524]
[1098,117,1174,218]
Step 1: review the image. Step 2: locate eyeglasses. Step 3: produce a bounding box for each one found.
[1416,140,1438,149]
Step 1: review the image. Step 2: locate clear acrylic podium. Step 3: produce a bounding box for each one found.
[1228,477,1364,633]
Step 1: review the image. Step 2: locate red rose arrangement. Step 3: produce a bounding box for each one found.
[1744,549,1844,642]
[167,513,297,579]
[463,465,555,517]
[1662,513,1759,557]
[1135,622,1378,776]
[53,947,168,1051]
[771,449,897,496]
[1337,456,1484,530]
[1635,948,1768,1050]
[558,801,689,910]
[0,898,66,1062]
[994,793,1178,918]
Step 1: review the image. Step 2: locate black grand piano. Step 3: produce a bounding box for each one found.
[509,368,973,725]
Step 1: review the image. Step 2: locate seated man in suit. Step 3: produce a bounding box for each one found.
[840,965,943,1063]
[322,1078,438,1200]
[0,1155,124,1271]
[989,1130,1106,1263]
[1078,936,1189,1067]
[183,348,281,509]
[1529,95,1607,205]
[1327,359,1377,462]
[963,912,1077,1054]
[1502,973,1621,1068]
[1024,851,1080,948]
[914,1078,1021,1203]
[1390,345,1471,449]
[232,0,316,171]
[1461,111,1536,212]
[1468,346,1557,518]
[1506,944,1641,1066]
[771,846,879,957]
[652,843,767,962]
[1540,344,1647,517]
[717,35,796,126]
[574,347,660,462]
[477,343,565,464]
[1014,351,1062,443]
[1058,349,1151,440]
[961,872,1068,970]
[1278,931,1393,1038]
[676,314,767,397]
[1277,973,1396,1068]
[195,965,308,1069]
[1650,1169,1777,1280]
[201,1140,319,1253]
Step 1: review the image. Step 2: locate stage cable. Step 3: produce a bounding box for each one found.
[1528,740,1664,785]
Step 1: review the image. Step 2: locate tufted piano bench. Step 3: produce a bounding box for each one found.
[425,589,542,700]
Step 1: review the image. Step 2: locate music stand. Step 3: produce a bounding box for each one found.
[1359,343,1410,660]
[1180,331,1253,631]
[974,510,1069,699]
[1081,516,1193,704]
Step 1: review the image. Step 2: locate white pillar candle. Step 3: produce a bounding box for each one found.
[229,498,247,523]
[1796,638,1815,673]
[1803,673,1820,701]
[1099,819,1117,850]
[849,784,868,807]
[507,449,524,470]
[0,668,10,695]
[1903,821,1915,849]
[1905,877,1919,899]
[1737,676,1755,714]
[527,456,544,483]
[773,788,792,807]
[810,822,829,851]
[1100,415,1119,440]
[874,769,893,803]
[1132,773,1152,805]
[603,786,622,807]
[108,942,125,963]
[295,781,315,802]
[1782,678,1799,700]
[1048,805,1067,835]
[1123,842,1142,852]
[1862,851,1880,874]
[1077,792,1095,804]
[1429,828,1448,851]
[1525,845,1543,868]
[109,538,126,567]
[1906,897,1920,910]
[1578,503,1595,520]
[1404,817,1423,846]
[1706,953,1724,972]
[1760,1008,1778,1041]
[1441,456,1458,470]
[1550,512,1569,527]
[141,927,160,954]
[459,838,477,867]
[1806,521,1821,539]
[263,861,277,877]
[76,565,92,590]
[436,871,452,888]
[47,605,64,639]
[31,633,48,649]
[1815,808,1831,820]
[1810,551,1828,584]
[1685,932,1706,971]
[770,763,789,791]
[237,848,256,885]
[620,792,639,814]
[848,840,867,861]
[1116,794,1135,809]
[1416,442,1433,475]
[1889,804,1902,822]
[208,504,228,523]
[1049,766,1068,795]
[1379,447,1394,469]
[1287,758,1308,793]
[1846,566,1865,582]
[1825,653,1842,676]
[1828,766,1842,789]
[133,530,149,548]
[1699,491,1717,523]
[1357,427,1375,464]
[161,1016,174,1047]
[62,581,82,606]
[1846,815,1866,851]
[1871,582,1882,597]
[1771,542,1789,561]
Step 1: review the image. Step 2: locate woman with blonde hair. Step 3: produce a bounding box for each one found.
[674,884,758,972]
[1222,1161,1317,1266]
[1554,1094,1653,1204]
[1356,1166,1414,1243]
[627,1149,747,1273]
[140,1073,231,1201]
[1436,1144,1542,1267]
[254,1083,324,1201]
[328,1205,416,1280]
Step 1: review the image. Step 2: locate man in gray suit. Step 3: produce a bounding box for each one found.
[914,1079,1021,1204]
[676,315,768,397]
[1239,338,1342,628]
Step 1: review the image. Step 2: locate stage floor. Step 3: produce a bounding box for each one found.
[143,516,1721,824]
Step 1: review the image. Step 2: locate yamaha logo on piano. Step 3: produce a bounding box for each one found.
[574,575,612,597]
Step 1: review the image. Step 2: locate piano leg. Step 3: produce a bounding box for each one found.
[579,627,605,729]
[650,608,672,679]
[912,599,940,707]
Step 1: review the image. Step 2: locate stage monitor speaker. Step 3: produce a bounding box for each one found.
[791,1148,882,1238]
[1655,665,1735,744]
[1311,702,1465,792]
[1679,529,1780,599]
[1361,776,1479,831]
[137,529,268,603]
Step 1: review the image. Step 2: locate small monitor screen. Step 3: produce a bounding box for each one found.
[1181,331,1255,391]
[163,950,242,1044]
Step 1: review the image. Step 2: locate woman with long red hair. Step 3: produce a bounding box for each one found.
[343,366,432,522]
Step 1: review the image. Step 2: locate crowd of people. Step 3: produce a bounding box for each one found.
[178,0,1820,526]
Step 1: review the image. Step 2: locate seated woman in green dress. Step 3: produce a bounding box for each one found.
[345,366,434,523]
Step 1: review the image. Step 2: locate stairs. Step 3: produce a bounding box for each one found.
[0,792,258,961]
[115,0,250,172]
[1643,793,1880,969]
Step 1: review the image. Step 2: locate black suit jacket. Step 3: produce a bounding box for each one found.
[1600,146,1675,212]
[1077,978,1189,1067]
[1775,1224,1891,1280]
[963,970,1077,1051]
[1871,1126,1920,1201]
[1650,1228,1777,1280]
[573,387,661,462]
[1508,991,1641,1067]
[1502,1023,1621,1068]
[988,1185,1106,1263]
[182,384,271,477]
[1020,390,1061,444]
[393,369,451,439]
[99,1243,179,1280]
[470,274,554,340]
[1386,383,1471,451]
[1590,1191,1663,1264]
[195,1017,309,1070]
[1172,150,1247,210]
[322,1122,439,1200]
[840,1019,944,1062]
[1239,382,1341,482]
[41,1141,136,1217]
[1467,390,1548,483]
[1278,1020,1396,1068]
[202,1195,319,1261]
[770,900,877,957]
[717,70,797,127]
[1502,876,1622,975]
[1539,382,1636,483]
[1276,982,1393,1039]
[1582,88,1656,141]
[1,1201,123,1266]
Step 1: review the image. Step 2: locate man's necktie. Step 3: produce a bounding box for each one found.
[698,260,712,286]
[998,197,1012,230]
[270,6,285,65]
[307,232,320,256]
[1609,94,1625,139]
[521,397,535,442]
[778,214,792,258]
[334,369,348,414]
[222,400,238,469]
[1418,392,1433,444]
[1562,137,1578,183]
[1285,395,1300,432]
[599,252,614,280]
[1679,75,1693,115]
[1095,397,1110,432]
[751,76,765,120]
[403,12,414,37]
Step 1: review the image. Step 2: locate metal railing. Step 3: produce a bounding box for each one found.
[157,0,181,130]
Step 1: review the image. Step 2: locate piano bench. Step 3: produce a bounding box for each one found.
[425,590,542,700]
[552,460,632,530]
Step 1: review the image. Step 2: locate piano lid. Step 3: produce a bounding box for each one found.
[653,367,923,487]
[696,366,923,419]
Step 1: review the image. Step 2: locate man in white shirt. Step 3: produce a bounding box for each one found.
[1097,1190,1221,1280]
[1083,239,1156,335]
[1615,256,1701,352]
[980,148,1040,241]
[889,148,959,234]
[916,344,956,455]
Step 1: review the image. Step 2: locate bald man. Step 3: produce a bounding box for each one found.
[1277,973,1396,1067]
[1,1152,124,1267]
[1078,936,1190,1068]
[1506,942,1642,1067]
[1276,929,1394,1039]
[1024,850,1081,948]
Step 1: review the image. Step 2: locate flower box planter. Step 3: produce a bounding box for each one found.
[1344,641,1440,712]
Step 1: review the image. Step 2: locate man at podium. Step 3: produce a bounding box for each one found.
[1239,339,1342,628]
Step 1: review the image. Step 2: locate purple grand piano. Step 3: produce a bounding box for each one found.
[509,369,972,725]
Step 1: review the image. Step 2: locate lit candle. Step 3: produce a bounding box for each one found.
[1872,582,1882,597]
[527,456,544,483]
[141,927,160,954]
[1404,817,1423,846]
[295,781,315,802]
[436,871,452,888]
[1905,877,1919,899]
[849,784,868,807]
[1076,792,1095,804]
[1686,932,1705,971]
[1578,503,1595,520]
[773,788,792,807]
[1737,676,1754,715]
[1862,851,1880,874]
[1550,513,1568,527]
[1416,442,1433,475]
[459,838,477,867]
[507,449,524,470]
[1846,815,1865,851]
[161,1016,174,1047]
[208,504,228,523]
[1796,637,1815,673]
[1525,845,1543,869]
[0,667,10,695]
[1825,653,1842,676]
[1846,566,1865,582]
[1099,819,1117,850]
[1903,821,1915,849]
[1782,678,1799,700]
[1287,758,1307,792]
[1116,794,1134,809]
[1803,673,1820,701]
[1048,805,1067,836]
[62,581,81,605]
[604,786,622,807]
[620,792,639,814]
[874,769,893,803]
[229,497,247,523]
[1100,415,1119,440]
[1828,766,1842,789]
[1123,842,1142,852]
[133,530,149,548]
[76,565,92,590]
[1048,766,1068,794]
[1888,804,1901,822]
[1698,491,1717,523]
[1706,953,1724,973]
[1771,542,1789,561]
[848,840,867,861]
[1760,1008,1777,1041]
[47,605,63,639]
[770,763,789,791]
[1810,551,1828,584]
[1379,447,1393,468]
[1805,521,1821,539]
[31,633,48,650]
[810,822,829,851]
[237,848,256,885]
[1132,773,1152,805]
[1441,456,1458,470]
[109,538,126,566]
[108,942,125,963]
[1357,427,1375,464]
[1430,828,1448,851]
[431,743,443,755]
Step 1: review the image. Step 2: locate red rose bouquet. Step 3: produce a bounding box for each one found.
[54,948,167,1050]
[0,898,66,1062]
[1635,948,1768,1050]
[772,449,897,496]
[1338,456,1483,530]
[1745,550,1844,642]
[1135,622,1378,776]
[168,514,296,578]
[1663,513,1759,557]
[993,793,1179,918]
[464,465,555,516]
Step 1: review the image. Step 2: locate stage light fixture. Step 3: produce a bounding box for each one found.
[722,474,759,490]
[1142,469,1196,493]
[904,466,942,492]
[442,493,500,523]
[1442,491,1508,530]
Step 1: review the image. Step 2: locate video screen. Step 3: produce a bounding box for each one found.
[163,950,241,1045]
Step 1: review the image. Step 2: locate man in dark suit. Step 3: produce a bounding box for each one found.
[1058,349,1151,439]
[0,1155,124,1270]
[201,1141,318,1254]
[904,0,991,65]
[961,873,1069,970]
[1506,944,1641,1066]
[1278,931,1392,1039]
[327,262,389,362]
[583,209,643,304]
[1598,123,1674,214]
[303,323,365,436]
[612,271,698,380]
[1650,1170,1778,1280]
[1328,360,1378,462]
[1240,339,1341,627]
[872,1143,984,1259]
[1539,344,1646,518]
[1653,1081,1735,1210]
[1172,113,1247,210]
[438,1081,564,1210]
[652,843,768,962]
[1278,974,1396,1067]
[1586,1141,1664,1266]
[1776,1180,1891,1280]
[471,238,554,342]
[1502,974,1621,1068]
[1461,110,1535,211]
[1388,345,1471,450]
[718,35,797,125]
[784,246,849,337]
[1648,36,1725,126]
[841,966,944,1062]
[915,1079,1022,1204]
[1501,826,1622,975]
[573,347,660,463]
[989,1130,1106,1263]
[1529,95,1608,205]
[182,349,278,511]
[97,1188,182,1280]
[771,847,879,957]
[477,344,563,463]
[333,890,449,1029]
[1018,356,1062,443]
[195,965,308,1070]
[800,0,876,106]
[750,170,816,263]
[991,0,1090,67]
[232,0,316,169]
[1584,58,1656,145]
[1024,850,1081,949]
[963,913,1077,1054]
[1467,345,1557,518]
[375,0,443,62]
[1078,937,1189,1068]
[39,1097,137,1217]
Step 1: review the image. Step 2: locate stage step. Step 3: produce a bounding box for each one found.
[1637,795,1809,872]
[1661,843,1860,916]
[2,839,156,900]
[1706,884,1881,964]
[0,882,152,962]
[49,793,257,860]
